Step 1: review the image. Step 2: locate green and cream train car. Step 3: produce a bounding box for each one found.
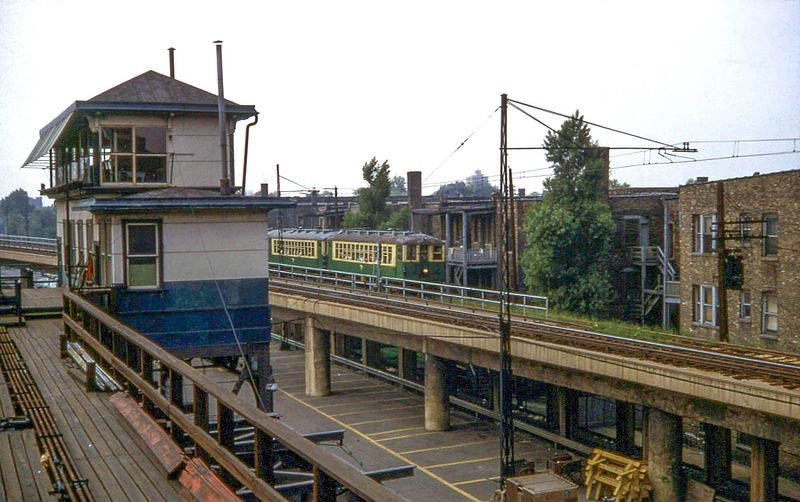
[267,228,446,282]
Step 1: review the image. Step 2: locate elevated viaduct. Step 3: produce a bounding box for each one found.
[270,280,799,502]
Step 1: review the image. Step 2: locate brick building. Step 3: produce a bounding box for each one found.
[678,170,800,352]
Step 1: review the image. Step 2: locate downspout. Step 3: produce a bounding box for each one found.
[241,114,258,194]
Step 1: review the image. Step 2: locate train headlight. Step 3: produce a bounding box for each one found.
[422,267,429,275]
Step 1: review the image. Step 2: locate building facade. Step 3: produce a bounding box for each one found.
[678,170,799,352]
[22,70,291,359]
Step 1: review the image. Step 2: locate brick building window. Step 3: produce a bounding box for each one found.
[761,292,778,337]
[692,214,716,253]
[762,213,778,257]
[739,213,753,247]
[692,284,717,326]
[739,290,751,321]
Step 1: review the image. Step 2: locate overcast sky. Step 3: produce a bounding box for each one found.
[1,0,798,201]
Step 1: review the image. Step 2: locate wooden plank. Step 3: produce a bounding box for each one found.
[109,392,185,477]
[0,434,24,502]
[18,428,55,501]
[178,459,240,502]
[28,319,182,501]
[63,291,408,502]
[11,321,143,500]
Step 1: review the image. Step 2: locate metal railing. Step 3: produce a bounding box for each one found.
[0,234,58,254]
[62,290,407,502]
[269,262,549,318]
[447,246,498,264]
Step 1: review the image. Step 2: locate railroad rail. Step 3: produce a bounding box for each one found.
[270,278,800,391]
[0,326,92,501]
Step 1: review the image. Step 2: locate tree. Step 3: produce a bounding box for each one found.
[343,157,392,229]
[520,111,614,316]
[0,189,55,238]
[433,170,499,197]
[609,178,630,188]
[390,176,407,197]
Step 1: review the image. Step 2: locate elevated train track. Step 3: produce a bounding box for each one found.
[270,278,800,392]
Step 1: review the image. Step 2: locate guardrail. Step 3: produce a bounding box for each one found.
[269,263,549,318]
[0,234,58,254]
[447,246,498,264]
[62,290,407,502]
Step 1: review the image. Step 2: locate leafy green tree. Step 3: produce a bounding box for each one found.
[390,176,407,197]
[379,207,410,230]
[609,178,630,188]
[343,157,392,229]
[521,111,613,316]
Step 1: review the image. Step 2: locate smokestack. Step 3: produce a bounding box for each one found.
[215,40,230,195]
[168,47,175,78]
[407,171,422,231]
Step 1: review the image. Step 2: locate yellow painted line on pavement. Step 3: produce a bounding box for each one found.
[331,404,423,418]
[349,415,422,426]
[423,456,498,469]
[400,440,492,455]
[453,476,499,487]
[316,396,415,410]
[375,430,438,442]
[368,426,425,437]
[279,388,482,502]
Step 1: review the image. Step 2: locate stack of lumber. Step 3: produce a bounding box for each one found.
[584,448,652,501]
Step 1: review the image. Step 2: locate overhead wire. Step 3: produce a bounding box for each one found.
[423,107,499,183]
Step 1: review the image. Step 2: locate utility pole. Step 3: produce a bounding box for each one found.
[716,181,729,342]
[276,164,281,197]
[498,93,515,486]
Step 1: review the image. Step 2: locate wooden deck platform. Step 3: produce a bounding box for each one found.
[0,360,53,501]
[2,318,182,501]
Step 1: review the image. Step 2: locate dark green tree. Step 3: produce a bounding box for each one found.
[343,157,392,229]
[521,111,613,316]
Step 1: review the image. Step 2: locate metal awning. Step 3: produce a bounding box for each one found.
[20,103,78,169]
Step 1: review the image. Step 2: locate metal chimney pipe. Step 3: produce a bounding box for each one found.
[168,47,175,78]
[214,40,230,194]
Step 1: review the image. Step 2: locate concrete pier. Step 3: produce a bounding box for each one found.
[304,317,330,397]
[424,354,449,431]
[750,437,779,502]
[616,400,636,456]
[702,423,731,487]
[646,408,684,501]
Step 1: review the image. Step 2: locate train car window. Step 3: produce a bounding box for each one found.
[271,239,317,258]
[405,245,418,261]
[430,245,444,261]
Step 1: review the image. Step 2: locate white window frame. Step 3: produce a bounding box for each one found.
[739,290,751,321]
[693,284,717,326]
[125,222,161,289]
[693,214,716,254]
[761,291,778,337]
[762,213,778,257]
[101,126,168,185]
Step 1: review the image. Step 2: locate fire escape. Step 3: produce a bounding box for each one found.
[630,245,680,325]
